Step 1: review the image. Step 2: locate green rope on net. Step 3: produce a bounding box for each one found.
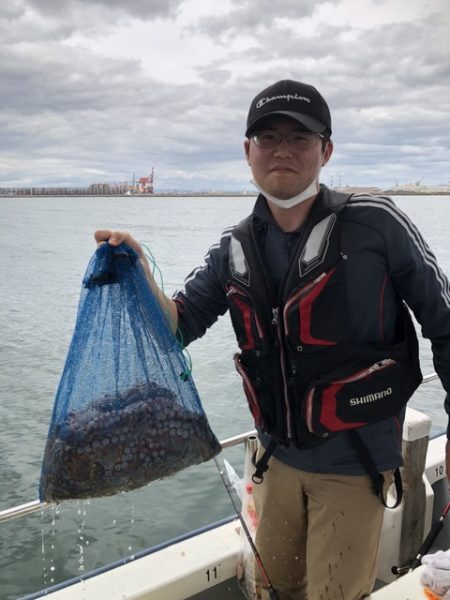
[140,242,193,380]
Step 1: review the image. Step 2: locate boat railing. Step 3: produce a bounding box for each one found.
[0,372,441,524]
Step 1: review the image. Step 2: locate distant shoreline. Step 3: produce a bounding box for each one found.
[382,191,450,196]
[0,192,255,198]
[1,190,449,198]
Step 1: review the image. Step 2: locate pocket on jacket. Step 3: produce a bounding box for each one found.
[303,358,408,438]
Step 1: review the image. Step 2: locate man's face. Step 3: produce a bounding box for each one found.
[244,115,333,200]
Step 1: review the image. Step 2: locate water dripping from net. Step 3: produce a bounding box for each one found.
[76,499,90,573]
[40,509,48,589]
[48,505,58,584]
[127,503,136,557]
[40,503,60,588]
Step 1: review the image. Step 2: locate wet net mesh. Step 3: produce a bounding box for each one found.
[39,243,221,502]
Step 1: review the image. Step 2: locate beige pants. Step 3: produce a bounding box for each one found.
[252,452,391,600]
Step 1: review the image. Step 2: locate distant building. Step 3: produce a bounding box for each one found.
[137,168,154,194]
[88,182,128,195]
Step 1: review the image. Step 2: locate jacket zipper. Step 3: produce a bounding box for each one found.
[272,307,293,439]
[305,358,397,433]
[333,358,396,384]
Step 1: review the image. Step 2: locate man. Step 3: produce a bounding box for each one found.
[95,80,450,600]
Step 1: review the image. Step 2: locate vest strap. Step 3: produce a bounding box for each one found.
[251,433,402,508]
[252,438,278,484]
[348,430,403,509]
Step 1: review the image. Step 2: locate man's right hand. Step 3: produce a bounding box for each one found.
[93,229,179,333]
[94,230,144,258]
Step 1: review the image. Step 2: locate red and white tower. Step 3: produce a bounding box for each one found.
[138,168,154,194]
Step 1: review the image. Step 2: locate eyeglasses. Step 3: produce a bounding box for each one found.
[250,130,325,150]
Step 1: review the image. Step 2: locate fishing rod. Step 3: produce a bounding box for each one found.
[392,501,450,576]
[213,455,280,600]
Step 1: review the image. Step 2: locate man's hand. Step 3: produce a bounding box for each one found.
[94,230,144,258]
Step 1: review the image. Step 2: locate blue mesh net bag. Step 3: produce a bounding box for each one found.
[39,242,221,502]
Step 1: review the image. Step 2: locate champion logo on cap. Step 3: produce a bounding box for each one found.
[256,94,311,109]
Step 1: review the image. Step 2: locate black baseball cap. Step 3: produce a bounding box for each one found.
[246,79,332,138]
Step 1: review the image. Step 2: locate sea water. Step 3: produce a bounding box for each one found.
[0,194,449,599]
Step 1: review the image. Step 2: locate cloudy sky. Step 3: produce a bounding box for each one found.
[1,0,449,192]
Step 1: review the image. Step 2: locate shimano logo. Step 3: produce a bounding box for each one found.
[349,387,392,406]
[256,93,311,109]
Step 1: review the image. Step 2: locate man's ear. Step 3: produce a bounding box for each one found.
[322,139,333,166]
[244,139,251,165]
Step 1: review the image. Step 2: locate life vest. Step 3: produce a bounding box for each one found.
[227,190,423,449]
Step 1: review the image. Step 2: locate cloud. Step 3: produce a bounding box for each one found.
[23,0,183,19]
[194,0,341,38]
[0,2,25,19]
[0,0,184,45]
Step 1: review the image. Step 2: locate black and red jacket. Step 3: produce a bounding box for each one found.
[227,190,422,448]
[174,186,450,474]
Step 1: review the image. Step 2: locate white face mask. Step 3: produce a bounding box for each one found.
[251,177,319,209]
